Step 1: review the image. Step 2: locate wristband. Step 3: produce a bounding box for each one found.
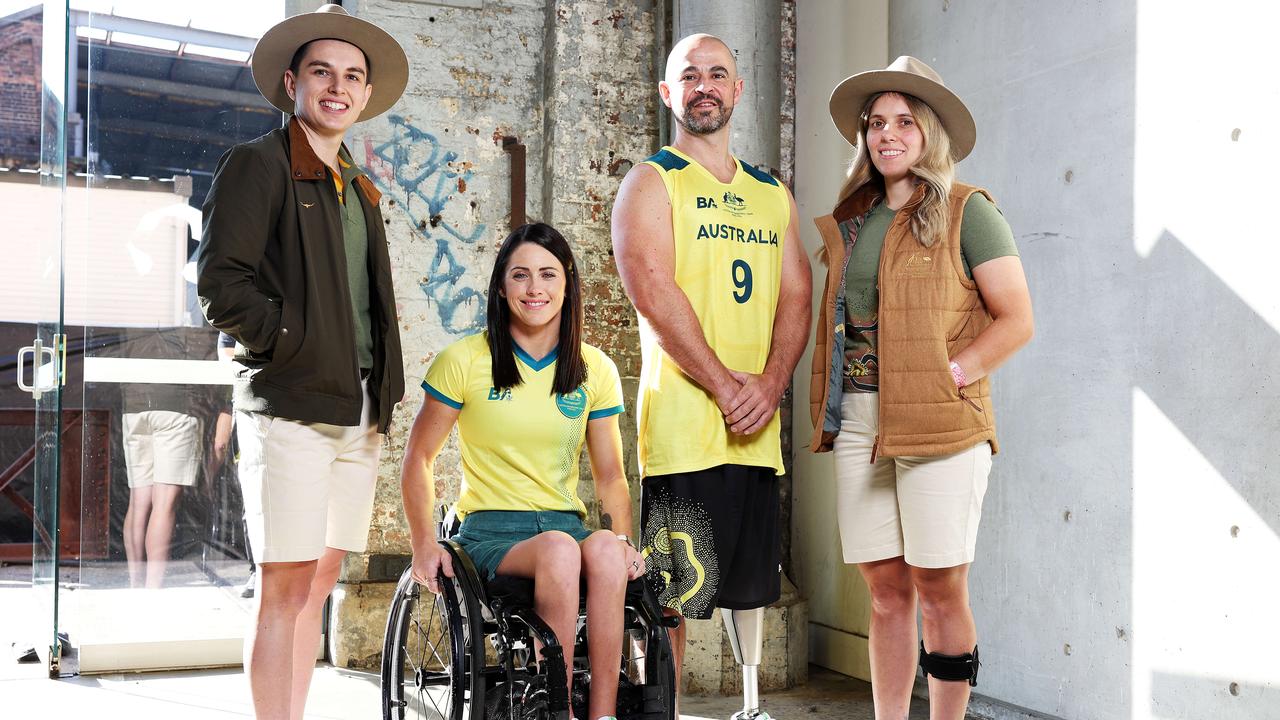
[617,533,636,549]
[949,361,967,389]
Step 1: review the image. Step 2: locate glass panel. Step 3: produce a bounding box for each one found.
[52,2,287,673]
[32,0,68,677]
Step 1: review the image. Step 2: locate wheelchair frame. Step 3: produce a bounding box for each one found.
[380,538,676,720]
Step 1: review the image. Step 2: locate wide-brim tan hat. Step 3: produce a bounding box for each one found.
[251,4,408,123]
[829,55,976,161]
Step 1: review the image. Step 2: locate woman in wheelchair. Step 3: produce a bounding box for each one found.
[400,222,646,720]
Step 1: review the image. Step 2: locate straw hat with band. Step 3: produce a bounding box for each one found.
[251,4,408,123]
[829,56,976,162]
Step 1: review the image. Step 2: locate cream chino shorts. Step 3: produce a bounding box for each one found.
[833,392,991,569]
[122,411,202,489]
[235,381,383,564]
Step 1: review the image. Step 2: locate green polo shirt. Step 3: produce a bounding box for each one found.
[335,146,374,371]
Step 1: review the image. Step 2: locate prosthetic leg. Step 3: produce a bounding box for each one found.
[720,607,772,720]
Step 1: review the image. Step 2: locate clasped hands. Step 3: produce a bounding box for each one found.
[717,369,785,436]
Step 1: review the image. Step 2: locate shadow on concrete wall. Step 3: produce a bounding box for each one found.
[1136,230,1280,538]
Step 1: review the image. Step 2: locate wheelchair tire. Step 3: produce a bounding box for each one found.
[382,565,484,720]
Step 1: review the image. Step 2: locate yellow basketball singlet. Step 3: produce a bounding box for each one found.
[636,146,791,478]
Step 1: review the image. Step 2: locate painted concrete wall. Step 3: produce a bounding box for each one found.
[878,2,1280,718]
[789,0,886,683]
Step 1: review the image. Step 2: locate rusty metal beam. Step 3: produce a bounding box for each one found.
[500,135,526,231]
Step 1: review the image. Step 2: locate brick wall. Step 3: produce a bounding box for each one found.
[0,13,42,166]
[331,0,663,670]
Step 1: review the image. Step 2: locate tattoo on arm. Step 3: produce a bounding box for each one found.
[600,512,613,531]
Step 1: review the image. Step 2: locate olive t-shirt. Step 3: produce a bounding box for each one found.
[841,192,1018,393]
[334,146,374,371]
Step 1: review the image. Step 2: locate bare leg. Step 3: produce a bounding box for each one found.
[912,564,976,720]
[143,484,182,588]
[858,556,917,720]
[581,531,627,719]
[497,532,583,711]
[248,560,317,720]
[289,547,346,720]
[123,486,153,588]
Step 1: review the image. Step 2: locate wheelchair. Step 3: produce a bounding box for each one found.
[380,513,678,720]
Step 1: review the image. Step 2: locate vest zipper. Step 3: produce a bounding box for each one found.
[958,388,983,412]
[870,435,881,464]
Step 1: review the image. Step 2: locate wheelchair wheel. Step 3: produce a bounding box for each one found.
[382,566,484,720]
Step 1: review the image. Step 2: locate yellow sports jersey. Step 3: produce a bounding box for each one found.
[422,332,625,518]
[637,146,791,477]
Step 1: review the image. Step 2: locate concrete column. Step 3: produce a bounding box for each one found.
[673,0,781,174]
[791,0,887,684]
[284,0,325,16]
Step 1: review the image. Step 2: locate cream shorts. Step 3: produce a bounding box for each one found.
[122,411,202,489]
[833,392,991,569]
[235,382,383,564]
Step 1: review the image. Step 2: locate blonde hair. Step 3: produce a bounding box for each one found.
[835,92,955,248]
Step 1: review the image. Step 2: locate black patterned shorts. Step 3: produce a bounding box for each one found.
[639,464,781,620]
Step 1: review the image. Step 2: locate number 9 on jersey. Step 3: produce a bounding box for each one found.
[732,259,753,304]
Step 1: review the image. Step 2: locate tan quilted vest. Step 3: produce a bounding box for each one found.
[808,181,999,458]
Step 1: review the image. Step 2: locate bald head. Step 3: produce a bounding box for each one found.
[664,33,736,82]
[660,33,742,137]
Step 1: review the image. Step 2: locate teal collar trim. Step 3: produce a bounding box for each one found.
[514,342,558,371]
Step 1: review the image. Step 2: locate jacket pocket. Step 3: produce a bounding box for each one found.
[271,297,302,366]
[957,386,984,413]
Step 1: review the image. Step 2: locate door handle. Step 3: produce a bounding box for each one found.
[16,338,58,400]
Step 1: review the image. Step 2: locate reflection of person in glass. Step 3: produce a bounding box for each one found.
[810,57,1034,718]
[402,224,644,720]
[121,332,205,589]
[195,6,407,719]
[215,331,257,599]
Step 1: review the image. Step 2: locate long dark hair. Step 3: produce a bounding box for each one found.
[486,223,587,395]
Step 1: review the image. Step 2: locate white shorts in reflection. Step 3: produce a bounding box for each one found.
[122,411,201,489]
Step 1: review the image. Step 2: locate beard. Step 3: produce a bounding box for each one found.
[678,94,733,135]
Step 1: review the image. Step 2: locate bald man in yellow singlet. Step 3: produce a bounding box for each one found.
[611,33,812,719]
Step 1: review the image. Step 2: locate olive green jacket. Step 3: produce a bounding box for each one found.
[197,117,404,433]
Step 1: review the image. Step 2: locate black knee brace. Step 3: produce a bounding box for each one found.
[919,642,980,686]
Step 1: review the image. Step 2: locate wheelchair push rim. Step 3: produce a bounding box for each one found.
[382,565,484,720]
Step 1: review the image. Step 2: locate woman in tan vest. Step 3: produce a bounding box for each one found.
[810,57,1034,719]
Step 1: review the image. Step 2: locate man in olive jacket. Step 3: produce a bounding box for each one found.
[195,6,407,718]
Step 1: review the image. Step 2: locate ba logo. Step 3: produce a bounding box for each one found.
[487,387,513,401]
[722,191,746,211]
[696,196,718,209]
[556,387,588,419]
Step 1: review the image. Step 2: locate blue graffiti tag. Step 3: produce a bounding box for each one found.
[363,115,486,335]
